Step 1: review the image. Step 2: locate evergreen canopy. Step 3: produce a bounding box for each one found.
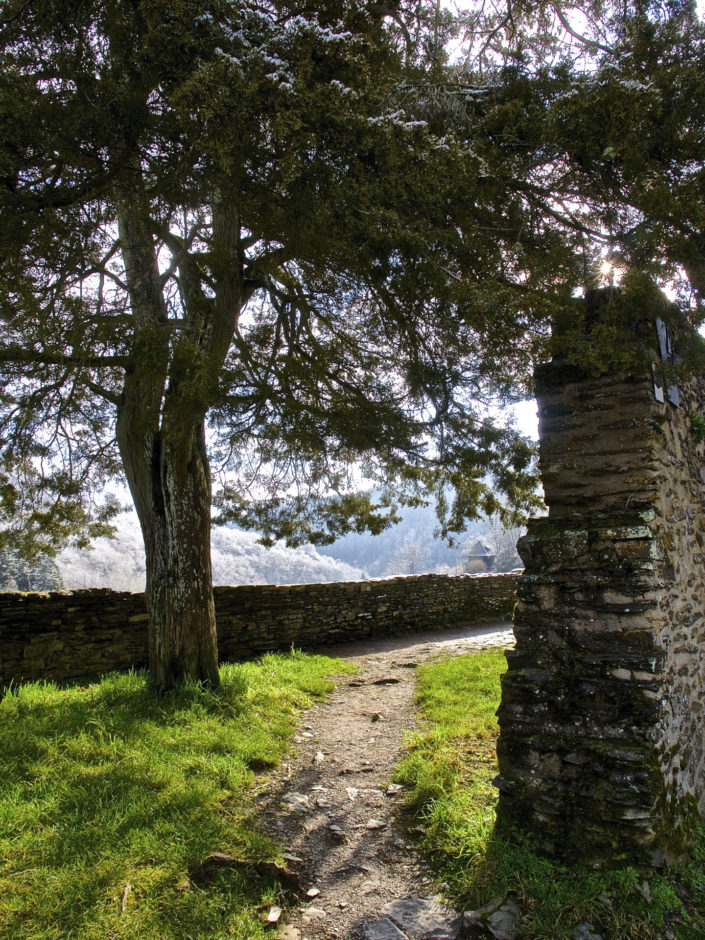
[1,0,703,686]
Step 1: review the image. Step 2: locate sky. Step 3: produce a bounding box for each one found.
[510,398,539,439]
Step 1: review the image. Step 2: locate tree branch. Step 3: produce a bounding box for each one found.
[553,6,612,54]
[85,380,122,406]
[0,346,129,368]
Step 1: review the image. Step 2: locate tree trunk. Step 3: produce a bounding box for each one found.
[116,180,241,691]
[115,183,223,691]
[117,414,220,691]
[153,421,219,689]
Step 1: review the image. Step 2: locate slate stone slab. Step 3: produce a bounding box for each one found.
[573,923,604,940]
[461,897,522,940]
[363,917,408,940]
[382,897,461,939]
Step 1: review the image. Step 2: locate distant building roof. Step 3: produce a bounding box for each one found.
[465,539,495,558]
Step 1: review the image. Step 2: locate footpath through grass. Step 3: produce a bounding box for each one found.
[0,651,355,940]
[394,648,705,940]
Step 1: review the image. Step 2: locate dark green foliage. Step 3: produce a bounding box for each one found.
[2,1,703,550]
[691,412,705,444]
[0,459,119,561]
[453,0,705,324]
[0,0,545,555]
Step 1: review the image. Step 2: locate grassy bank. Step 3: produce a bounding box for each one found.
[0,652,354,939]
[394,648,705,939]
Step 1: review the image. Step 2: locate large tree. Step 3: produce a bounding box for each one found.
[0,0,551,690]
[6,0,698,690]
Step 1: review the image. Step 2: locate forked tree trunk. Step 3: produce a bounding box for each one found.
[116,181,241,691]
[116,187,223,691]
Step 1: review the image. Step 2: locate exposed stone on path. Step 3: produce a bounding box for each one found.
[277,927,302,940]
[363,917,408,939]
[461,898,522,940]
[282,853,304,864]
[381,897,462,939]
[301,906,328,920]
[282,792,311,813]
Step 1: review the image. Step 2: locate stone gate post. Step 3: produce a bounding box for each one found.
[495,301,705,867]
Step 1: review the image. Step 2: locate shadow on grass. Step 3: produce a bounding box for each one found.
[412,813,699,940]
[406,802,705,940]
[0,655,348,939]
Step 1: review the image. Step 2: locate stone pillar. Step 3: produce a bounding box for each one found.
[495,316,705,868]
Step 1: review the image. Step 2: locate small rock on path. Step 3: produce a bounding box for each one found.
[253,622,513,939]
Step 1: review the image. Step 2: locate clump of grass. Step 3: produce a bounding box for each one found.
[0,651,355,939]
[394,648,705,939]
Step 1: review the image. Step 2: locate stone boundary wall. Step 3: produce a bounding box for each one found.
[0,572,518,687]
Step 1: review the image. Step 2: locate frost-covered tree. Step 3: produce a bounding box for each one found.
[1,1,545,690]
[0,550,63,593]
[483,514,524,572]
[384,538,432,575]
[57,512,363,592]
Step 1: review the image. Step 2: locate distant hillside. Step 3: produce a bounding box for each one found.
[16,499,522,594]
[57,512,364,592]
[318,500,489,576]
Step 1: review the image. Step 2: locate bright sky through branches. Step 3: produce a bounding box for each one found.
[438,0,704,439]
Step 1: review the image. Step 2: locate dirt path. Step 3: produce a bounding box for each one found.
[254,622,514,940]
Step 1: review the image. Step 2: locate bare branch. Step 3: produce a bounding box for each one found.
[553,6,612,54]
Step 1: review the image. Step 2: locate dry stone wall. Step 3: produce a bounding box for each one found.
[496,347,705,868]
[0,572,517,687]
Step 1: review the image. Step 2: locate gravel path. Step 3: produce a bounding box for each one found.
[254,622,514,940]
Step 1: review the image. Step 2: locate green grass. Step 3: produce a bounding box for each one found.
[0,651,355,940]
[394,648,705,940]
